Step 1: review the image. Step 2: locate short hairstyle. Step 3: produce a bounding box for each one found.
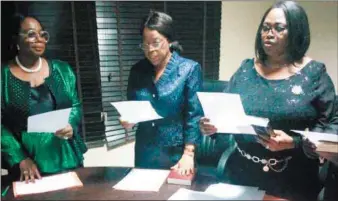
[140,10,183,53]
[8,14,45,58]
[255,1,310,64]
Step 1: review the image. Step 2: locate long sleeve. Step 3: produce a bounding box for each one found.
[311,67,337,133]
[64,64,82,135]
[1,92,27,167]
[183,63,203,145]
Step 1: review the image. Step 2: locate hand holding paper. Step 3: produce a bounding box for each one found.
[27,108,72,133]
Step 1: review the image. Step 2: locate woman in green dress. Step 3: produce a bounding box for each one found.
[1,14,87,183]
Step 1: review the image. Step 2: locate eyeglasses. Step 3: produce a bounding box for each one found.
[19,30,50,43]
[261,24,287,35]
[139,40,164,51]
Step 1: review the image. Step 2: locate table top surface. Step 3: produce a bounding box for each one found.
[1,166,285,200]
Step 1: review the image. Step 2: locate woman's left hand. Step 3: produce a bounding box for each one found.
[170,154,194,176]
[55,124,73,140]
[256,130,295,151]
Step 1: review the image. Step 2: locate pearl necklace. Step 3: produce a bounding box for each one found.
[15,56,42,73]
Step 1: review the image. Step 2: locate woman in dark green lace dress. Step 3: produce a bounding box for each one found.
[200,1,337,200]
[1,14,87,183]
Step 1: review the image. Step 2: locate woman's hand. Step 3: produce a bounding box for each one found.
[119,118,135,130]
[55,124,73,140]
[256,130,295,151]
[19,158,42,183]
[302,137,319,159]
[199,117,217,136]
[170,154,195,176]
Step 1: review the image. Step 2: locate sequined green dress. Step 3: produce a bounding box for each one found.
[1,59,87,174]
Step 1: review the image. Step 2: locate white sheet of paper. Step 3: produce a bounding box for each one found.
[27,108,72,133]
[197,92,269,134]
[13,172,83,197]
[205,183,265,200]
[111,101,163,124]
[113,168,170,192]
[292,130,338,143]
[168,188,224,200]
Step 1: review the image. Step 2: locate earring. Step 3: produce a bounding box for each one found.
[169,43,172,48]
[17,45,20,51]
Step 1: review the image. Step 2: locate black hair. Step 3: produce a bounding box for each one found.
[255,0,310,64]
[140,10,183,53]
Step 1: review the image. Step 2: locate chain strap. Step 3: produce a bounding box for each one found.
[237,147,292,173]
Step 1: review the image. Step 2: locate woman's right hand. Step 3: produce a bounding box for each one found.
[19,158,42,183]
[119,118,135,130]
[199,117,217,136]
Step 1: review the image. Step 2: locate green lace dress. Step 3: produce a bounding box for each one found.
[1,59,87,174]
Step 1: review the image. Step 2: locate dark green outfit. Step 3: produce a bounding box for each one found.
[1,59,87,175]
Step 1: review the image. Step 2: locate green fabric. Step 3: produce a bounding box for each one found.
[1,59,87,174]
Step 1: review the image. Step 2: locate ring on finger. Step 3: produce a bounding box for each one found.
[63,136,69,140]
[23,170,29,174]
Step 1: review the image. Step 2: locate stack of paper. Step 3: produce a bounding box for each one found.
[292,130,338,153]
[13,172,83,197]
[168,183,265,200]
[111,101,163,124]
[113,168,170,192]
[197,92,270,134]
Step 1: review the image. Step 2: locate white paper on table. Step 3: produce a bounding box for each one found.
[113,168,170,192]
[197,92,269,134]
[111,101,163,124]
[27,108,72,133]
[168,188,224,200]
[292,130,338,143]
[205,183,265,200]
[13,172,83,197]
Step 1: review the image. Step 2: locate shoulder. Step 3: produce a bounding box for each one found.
[174,53,201,76]
[303,59,328,80]
[232,58,254,76]
[50,59,75,76]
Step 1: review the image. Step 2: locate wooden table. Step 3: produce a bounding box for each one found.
[1,167,285,200]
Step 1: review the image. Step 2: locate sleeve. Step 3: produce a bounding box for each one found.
[64,64,82,136]
[311,67,337,133]
[1,77,27,167]
[183,63,204,145]
[127,66,137,101]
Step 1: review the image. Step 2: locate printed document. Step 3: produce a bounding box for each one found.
[111,101,163,124]
[13,172,83,197]
[205,183,265,200]
[27,108,72,133]
[197,92,269,134]
[113,168,170,192]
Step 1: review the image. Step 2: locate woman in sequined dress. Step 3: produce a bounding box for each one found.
[199,1,337,200]
[1,14,87,183]
[120,11,203,175]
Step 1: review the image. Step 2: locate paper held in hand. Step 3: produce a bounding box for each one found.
[292,130,338,153]
[111,101,163,124]
[197,92,270,135]
[12,172,83,197]
[27,108,72,133]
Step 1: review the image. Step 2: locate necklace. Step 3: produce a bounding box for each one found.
[15,56,42,73]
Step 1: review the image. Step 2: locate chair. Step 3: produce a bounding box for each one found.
[196,79,237,179]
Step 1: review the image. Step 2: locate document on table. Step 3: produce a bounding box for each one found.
[12,172,83,197]
[204,183,265,200]
[197,92,269,134]
[113,168,170,192]
[168,188,224,200]
[111,101,163,124]
[27,108,72,133]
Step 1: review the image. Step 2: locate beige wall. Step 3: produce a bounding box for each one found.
[219,1,338,92]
